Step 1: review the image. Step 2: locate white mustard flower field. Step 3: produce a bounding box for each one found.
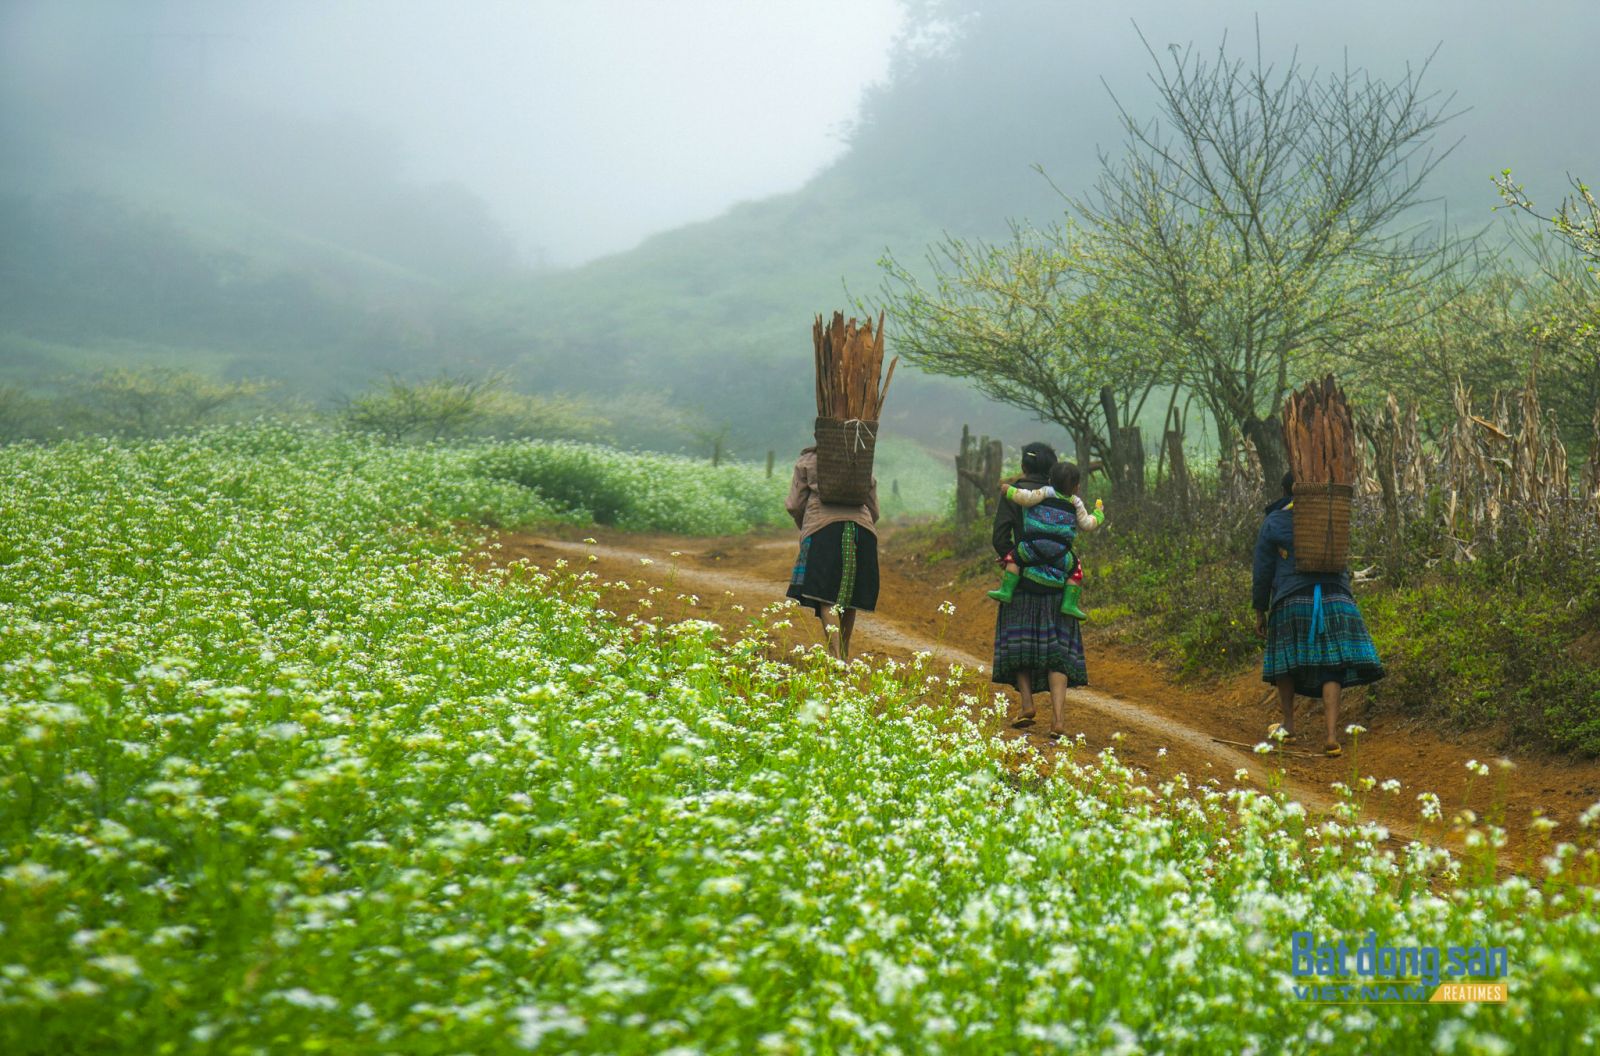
[1,427,1597,1054]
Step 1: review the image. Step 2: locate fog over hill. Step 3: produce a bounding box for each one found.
[3,0,1597,454]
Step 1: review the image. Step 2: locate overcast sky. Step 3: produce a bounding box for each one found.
[208,0,903,265]
[4,0,1598,267]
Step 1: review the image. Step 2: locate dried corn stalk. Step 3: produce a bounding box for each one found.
[1444,381,1494,556]
[1355,377,1590,564]
[1394,399,1427,502]
[1512,381,1543,513]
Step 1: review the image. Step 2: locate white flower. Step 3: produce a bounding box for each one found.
[89,955,142,980]
[512,1004,587,1049]
[273,987,337,1010]
[551,917,602,945]
[698,875,746,897]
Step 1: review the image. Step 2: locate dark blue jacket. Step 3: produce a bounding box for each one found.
[1251,496,1350,612]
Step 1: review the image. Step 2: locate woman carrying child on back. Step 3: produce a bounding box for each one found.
[988,461,1104,618]
[987,443,1103,741]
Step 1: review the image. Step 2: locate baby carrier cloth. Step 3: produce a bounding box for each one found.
[1014,494,1078,588]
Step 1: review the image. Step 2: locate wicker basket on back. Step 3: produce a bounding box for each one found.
[1282,376,1359,574]
[1291,481,1354,573]
[814,417,878,505]
[812,311,897,506]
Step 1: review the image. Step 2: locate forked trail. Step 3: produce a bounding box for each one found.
[492,528,1600,865]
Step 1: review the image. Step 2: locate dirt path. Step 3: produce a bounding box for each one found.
[492,527,1600,866]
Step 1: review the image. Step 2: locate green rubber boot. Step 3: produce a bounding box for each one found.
[1061,583,1090,621]
[987,570,1021,603]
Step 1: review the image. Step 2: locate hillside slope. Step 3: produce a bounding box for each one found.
[460,163,1046,452]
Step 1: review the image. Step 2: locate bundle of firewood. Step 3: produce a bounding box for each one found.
[1283,374,1359,484]
[813,311,896,421]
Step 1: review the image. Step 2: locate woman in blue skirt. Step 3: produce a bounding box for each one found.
[1252,471,1385,757]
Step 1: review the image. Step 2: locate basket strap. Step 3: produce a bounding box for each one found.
[842,419,871,462]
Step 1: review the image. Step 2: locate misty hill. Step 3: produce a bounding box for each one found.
[6,0,1595,458]
[458,0,1582,455]
[459,9,1113,452]
[460,165,1037,454]
[0,67,516,396]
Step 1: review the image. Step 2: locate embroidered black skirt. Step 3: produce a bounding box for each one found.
[786,521,879,615]
[992,590,1088,690]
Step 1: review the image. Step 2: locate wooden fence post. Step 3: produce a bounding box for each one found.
[955,426,1004,526]
[1121,426,1145,494]
[1165,428,1189,518]
[765,450,775,478]
[956,426,975,525]
[982,438,1003,516]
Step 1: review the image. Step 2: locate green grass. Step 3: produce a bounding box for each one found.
[475,440,790,535]
[1360,570,1600,755]
[472,434,949,534]
[2,426,1599,1053]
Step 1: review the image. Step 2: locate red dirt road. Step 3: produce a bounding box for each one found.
[490,526,1600,867]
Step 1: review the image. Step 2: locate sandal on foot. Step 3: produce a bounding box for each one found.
[1045,730,1066,743]
[1010,717,1037,730]
[1266,722,1299,745]
[1324,743,1343,758]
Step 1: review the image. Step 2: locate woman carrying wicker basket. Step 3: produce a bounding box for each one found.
[784,447,880,661]
[1252,471,1385,758]
[989,442,1087,741]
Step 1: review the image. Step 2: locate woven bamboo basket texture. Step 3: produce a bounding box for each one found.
[1292,482,1353,573]
[814,416,878,506]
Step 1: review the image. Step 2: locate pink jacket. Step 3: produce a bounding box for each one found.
[784,447,879,539]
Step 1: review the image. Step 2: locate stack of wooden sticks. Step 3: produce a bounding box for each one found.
[813,311,896,421]
[1283,374,1359,483]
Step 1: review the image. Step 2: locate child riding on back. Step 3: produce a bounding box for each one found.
[987,460,1103,619]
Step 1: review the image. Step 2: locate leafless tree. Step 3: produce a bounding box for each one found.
[1074,26,1469,487]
